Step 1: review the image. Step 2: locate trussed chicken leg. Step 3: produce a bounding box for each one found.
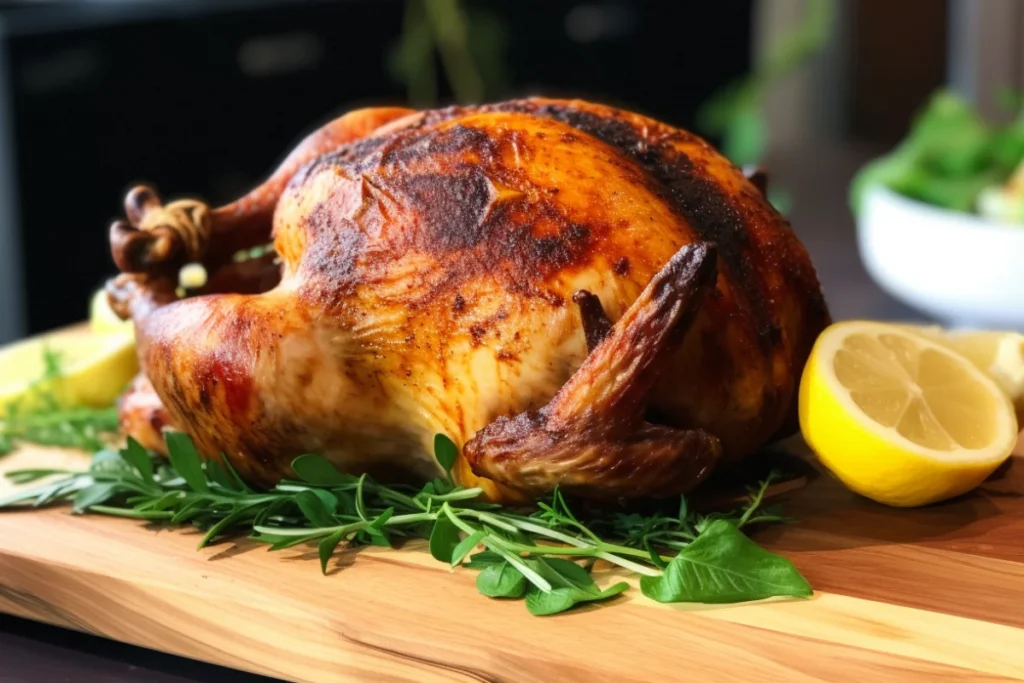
[107,106,414,315]
[463,243,722,500]
[109,106,415,460]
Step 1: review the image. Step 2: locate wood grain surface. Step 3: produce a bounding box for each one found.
[1,436,1022,683]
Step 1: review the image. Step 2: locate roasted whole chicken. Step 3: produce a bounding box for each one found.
[108,98,829,503]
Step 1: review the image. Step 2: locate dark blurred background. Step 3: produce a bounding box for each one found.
[0,0,1014,342]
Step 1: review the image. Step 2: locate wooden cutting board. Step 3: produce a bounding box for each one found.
[1,437,1023,682]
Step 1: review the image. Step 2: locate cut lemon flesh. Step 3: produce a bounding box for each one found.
[0,329,138,416]
[897,324,1024,423]
[799,321,1019,507]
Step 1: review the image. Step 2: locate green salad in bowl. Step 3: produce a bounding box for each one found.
[851,90,1024,223]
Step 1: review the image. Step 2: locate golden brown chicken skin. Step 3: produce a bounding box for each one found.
[108,98,829,503]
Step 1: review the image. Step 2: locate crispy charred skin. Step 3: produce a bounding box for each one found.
[464,243,722,500]
[108,98,830,502]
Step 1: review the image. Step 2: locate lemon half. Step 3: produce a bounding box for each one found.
[0,330,137,416]
[897,324,1024,423]
[799,321,1019,507]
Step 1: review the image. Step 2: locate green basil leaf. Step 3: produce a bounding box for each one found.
[476,561,526,598]
[309,488,339,515]
[533,558,597,594]
[524,581,629,616]
[463,550,504,569]
[428,514,460,562]
[640,519,812,604]
[450,529,486,567]
[121,438,154,484]
[290,454,351,487]
[71,482,119,513]
[433,434,458,476]
[295,490,336,527]
[164,432,209,493]
[319,529,346,574]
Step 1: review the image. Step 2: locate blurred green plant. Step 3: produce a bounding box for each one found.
[696,0,836,168]
[389,0,833,215]
[388,0,508,106]
[850,90,1024,216]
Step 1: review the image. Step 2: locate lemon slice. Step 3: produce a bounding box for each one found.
[897,324,1024,423]
[799,321,1019,507]
[0,330,138,416]
[90,288,134,335]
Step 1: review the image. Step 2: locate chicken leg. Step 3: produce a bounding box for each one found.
[107,106,415,316]
[463,242,723,500]
[109,106,415,459]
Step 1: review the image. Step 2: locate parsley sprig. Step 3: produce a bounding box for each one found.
[0,432,811,615]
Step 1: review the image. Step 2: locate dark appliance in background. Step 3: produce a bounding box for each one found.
[0,0,752,342]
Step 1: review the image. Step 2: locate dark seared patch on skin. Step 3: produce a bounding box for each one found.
[487,101,778,352]
[298,119,599,309]
[380,123,493,168]
[318,99,795,353]
[386,165,496,252]
[290,133,394,190]
[469,324,487,346]
[613,256,630,275]
[299,208,368,301]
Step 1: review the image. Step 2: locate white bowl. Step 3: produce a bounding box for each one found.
[857,186,1024,330]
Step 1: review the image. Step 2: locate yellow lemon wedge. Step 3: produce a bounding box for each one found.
[0,329,137,416]
[799,321,1019,507]
[896,324,1024,423]
[90,288,134,335]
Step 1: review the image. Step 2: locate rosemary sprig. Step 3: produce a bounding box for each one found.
[0,433,811,616]
[0,348,120,455]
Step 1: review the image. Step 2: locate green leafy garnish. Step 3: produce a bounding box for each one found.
[0,432,811,616]
[851,89,1024,217]
[433,433,459,477]
[525,580,629,617]
[639,520,812,604]
[0,348,120,456]
[428,514,461,562]
[476,561,526,598]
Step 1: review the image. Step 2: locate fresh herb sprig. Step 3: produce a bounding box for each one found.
[0,348,120,456]
[0,432,811,616]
